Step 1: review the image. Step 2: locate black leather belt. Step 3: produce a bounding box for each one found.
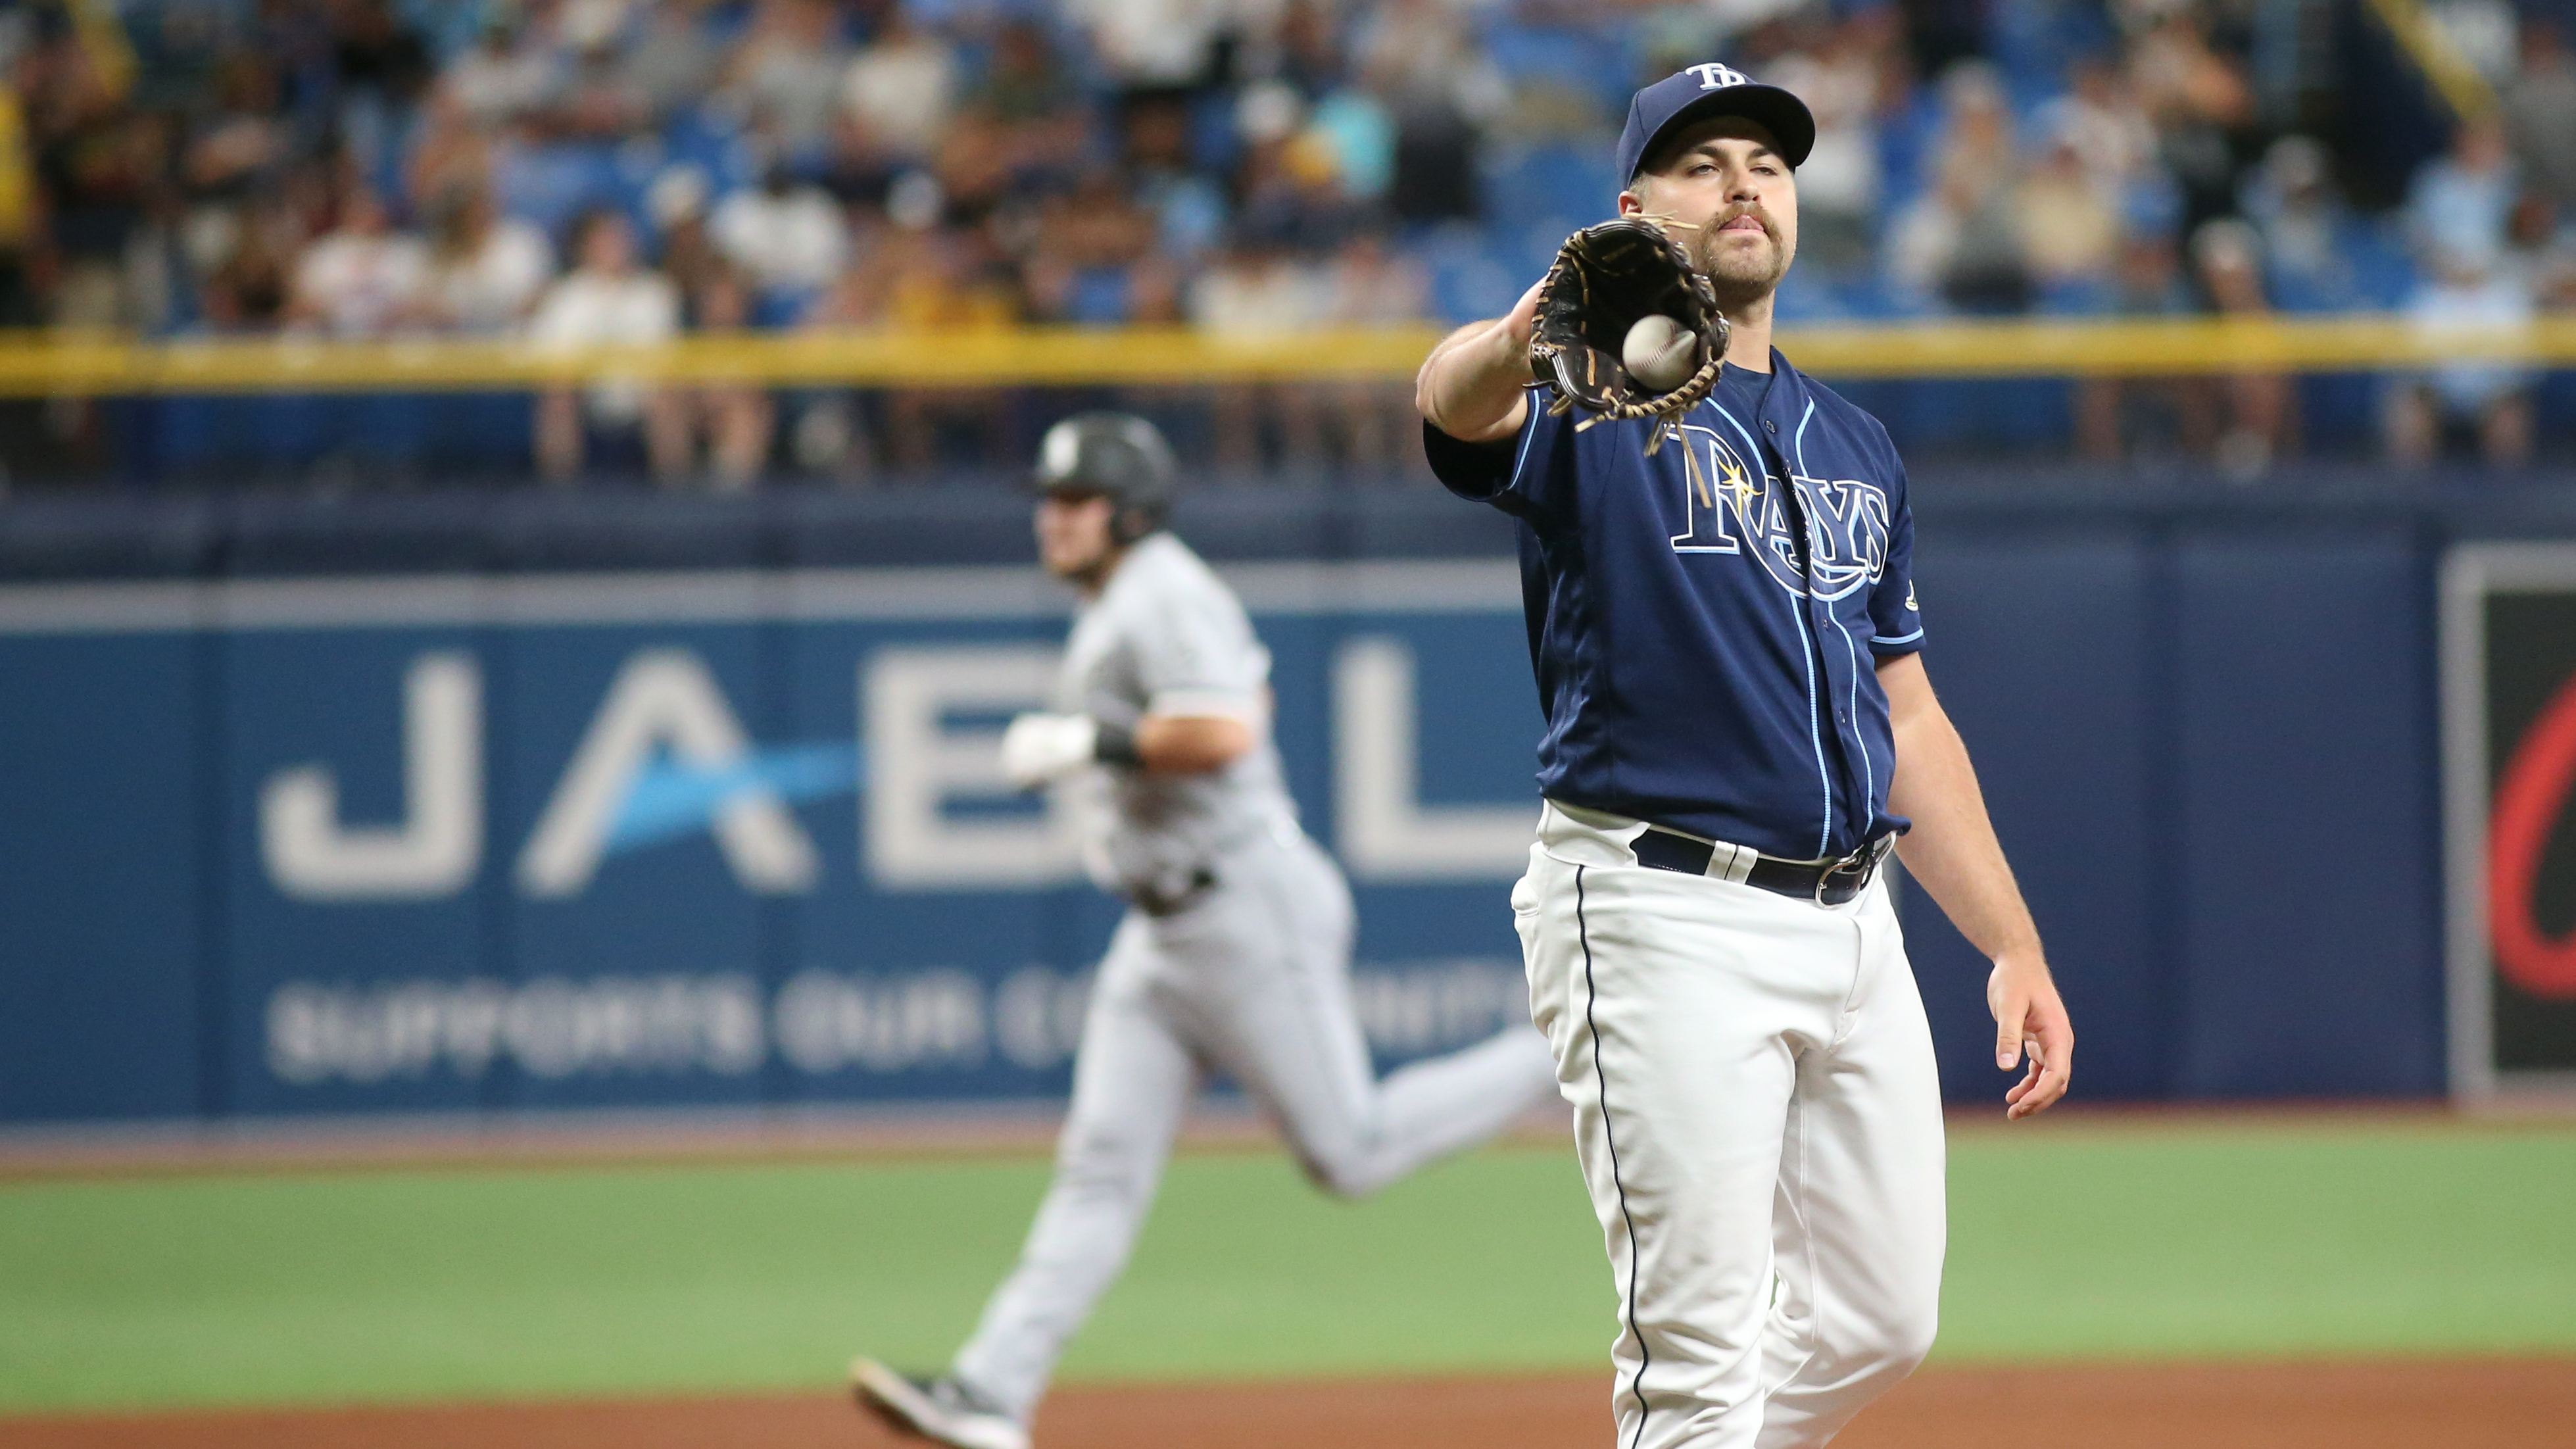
[1632,829,1893,906]
[1129,868,1217,917]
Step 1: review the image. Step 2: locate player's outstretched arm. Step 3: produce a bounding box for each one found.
[1131,714,1252,773]
[1414,281,1543,443]
[1877,652,2074,1119]
[1000,712,1253,788]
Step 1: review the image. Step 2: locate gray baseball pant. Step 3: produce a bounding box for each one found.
[950,827,1560,1421]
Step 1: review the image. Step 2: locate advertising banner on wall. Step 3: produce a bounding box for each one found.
[0,563,1547,1125]
[2442,544,2576,1100]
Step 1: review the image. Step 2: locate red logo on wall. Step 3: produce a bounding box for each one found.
[2491,672,2576,1000]
[2450,554,2576,1087]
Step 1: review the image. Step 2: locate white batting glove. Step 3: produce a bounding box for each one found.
[1000,712,1099,790]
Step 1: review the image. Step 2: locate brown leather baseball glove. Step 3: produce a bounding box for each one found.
[1527,217,1731,432]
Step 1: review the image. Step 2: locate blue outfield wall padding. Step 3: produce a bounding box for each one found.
[0,635,207,1121]
[1,473,2573,1123]
[2168,528,2446,1096]
[1899,524,2168,1101]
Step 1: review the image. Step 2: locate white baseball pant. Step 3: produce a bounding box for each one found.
[1515,802,1946,1449]
[952,826,1561,1423]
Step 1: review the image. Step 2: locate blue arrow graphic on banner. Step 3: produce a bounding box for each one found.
[605,743,863,856]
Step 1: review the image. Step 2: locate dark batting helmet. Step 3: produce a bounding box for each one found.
[1033,412,1177,543]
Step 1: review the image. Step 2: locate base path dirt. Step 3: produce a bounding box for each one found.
[7,1359,2571,1449]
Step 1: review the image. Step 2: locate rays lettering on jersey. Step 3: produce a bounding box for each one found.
[1666,424,1891,600]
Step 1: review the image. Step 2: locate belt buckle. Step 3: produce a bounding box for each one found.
[1814,836,1890,906]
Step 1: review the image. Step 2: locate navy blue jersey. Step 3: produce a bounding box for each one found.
[1427,350,1924,862]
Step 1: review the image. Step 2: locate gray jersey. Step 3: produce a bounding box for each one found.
[1055,531,1296,896]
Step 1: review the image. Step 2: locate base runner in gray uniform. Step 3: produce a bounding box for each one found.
[854,414,1561,1449]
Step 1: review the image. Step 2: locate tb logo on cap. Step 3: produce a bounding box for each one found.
[1686,62,1749,90]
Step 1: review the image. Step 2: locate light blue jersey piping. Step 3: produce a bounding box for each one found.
[1711,397,1835,857]
[1794,397,1875,841]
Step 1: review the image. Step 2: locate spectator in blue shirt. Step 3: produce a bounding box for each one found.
[2389,114,2537,469]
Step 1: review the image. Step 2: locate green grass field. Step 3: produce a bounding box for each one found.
[2,1119,2571,1415]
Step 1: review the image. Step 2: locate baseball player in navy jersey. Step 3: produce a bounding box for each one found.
[1415,68,2076,1449]
[852,414,1561,1449]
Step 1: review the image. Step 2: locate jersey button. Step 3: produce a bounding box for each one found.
[1763,420,1778,433]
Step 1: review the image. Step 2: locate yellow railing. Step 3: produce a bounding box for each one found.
[1,316,2573,395]
[1784,315,2576,377]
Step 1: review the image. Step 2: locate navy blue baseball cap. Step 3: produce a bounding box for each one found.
[1616,64,1816,187]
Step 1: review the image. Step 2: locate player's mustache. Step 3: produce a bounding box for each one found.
[1707,205,1774,240]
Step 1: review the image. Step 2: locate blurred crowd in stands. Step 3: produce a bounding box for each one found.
[0,0,2571,482]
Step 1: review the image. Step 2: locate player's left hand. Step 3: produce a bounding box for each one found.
[1987,954,2072,1119]
[1000,712,1098,790]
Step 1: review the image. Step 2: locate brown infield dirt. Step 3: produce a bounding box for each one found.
[8,1360,2574,1449]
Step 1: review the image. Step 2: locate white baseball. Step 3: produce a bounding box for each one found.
[1622,314,1699,391]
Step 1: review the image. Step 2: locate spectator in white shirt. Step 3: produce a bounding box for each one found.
[287,188,431,337]
[530,209,685,482]
[442,15,561,128]
[1188,230,1330,335]
[1061,0,1241,92]
[841,3,957,162]
[422,184,554,334]
[709,164,851,313]
[2035,56,2160,209]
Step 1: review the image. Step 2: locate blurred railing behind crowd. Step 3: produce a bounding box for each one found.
[1,316,2574,489]
[13,315,2576,390]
